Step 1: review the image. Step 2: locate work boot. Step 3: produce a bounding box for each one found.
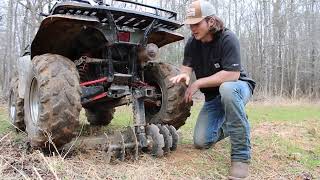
[228,162,249,180]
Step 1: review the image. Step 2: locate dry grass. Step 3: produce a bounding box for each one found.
[250,95,320,106]
[0,102,319,179]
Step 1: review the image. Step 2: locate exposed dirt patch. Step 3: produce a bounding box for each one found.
[251,121,320,179]
[252,121,319,151]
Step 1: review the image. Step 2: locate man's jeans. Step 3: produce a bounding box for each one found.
[193,80,252,162]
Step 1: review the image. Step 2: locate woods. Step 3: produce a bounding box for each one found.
[0,0,319,98]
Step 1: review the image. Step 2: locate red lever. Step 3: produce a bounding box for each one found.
[80,77,108,86]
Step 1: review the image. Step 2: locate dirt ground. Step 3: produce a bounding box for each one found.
[1,129,319,179]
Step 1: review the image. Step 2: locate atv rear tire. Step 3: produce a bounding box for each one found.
[144,62,192,129]
[8,77,25,131]
[85,107,115,126]
[24,54,82,148]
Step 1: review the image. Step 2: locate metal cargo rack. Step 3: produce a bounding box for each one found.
[51,0,183,31]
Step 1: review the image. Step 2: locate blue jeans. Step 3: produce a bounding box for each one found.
[193,81,252,162]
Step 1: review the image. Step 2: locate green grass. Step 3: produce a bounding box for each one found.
[0,107,11,135]
[82,102,320,132]
[246,104,320,125]
[179,102,203,144]
[176,102,320,130]
[109,105,133,128]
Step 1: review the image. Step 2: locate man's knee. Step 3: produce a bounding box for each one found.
[219,82,238,104]
[193,135,214,149]
[193,136,215,149]
[194,141,213,149]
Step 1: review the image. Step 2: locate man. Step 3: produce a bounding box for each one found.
[170,0,256,179]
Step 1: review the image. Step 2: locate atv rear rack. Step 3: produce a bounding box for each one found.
[109,0,178,19]
[51,1,182,31]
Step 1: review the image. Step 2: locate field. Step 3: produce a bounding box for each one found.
[0,101,319,179]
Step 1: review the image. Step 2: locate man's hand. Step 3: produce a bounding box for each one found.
[184,81,200,103]
[170,73,191,85]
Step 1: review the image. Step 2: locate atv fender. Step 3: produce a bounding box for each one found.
[149,28,184,48]
[17,55,32,99]
[31,14,104,60]
[31,14,184,60]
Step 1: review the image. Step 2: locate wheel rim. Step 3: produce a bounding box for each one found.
[144,80,163,116]
[29,78,40,124]
[9,90,16,122]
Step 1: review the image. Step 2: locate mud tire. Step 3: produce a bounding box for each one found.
[24,54,82,148]
[144,62,192,129]
[8,77,25,131]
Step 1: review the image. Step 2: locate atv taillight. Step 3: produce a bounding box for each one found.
[117,31,131,42]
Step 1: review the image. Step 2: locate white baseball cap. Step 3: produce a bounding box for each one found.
[184,0,216,25]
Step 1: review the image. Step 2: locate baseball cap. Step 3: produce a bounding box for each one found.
[183,0,215,25]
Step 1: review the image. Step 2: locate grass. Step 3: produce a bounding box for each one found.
[0,107,11,135]
[107,102,320,177]
[247,104,320,125]
[0,101,319,179]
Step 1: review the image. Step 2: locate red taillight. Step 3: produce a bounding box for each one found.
[117,31,130,42]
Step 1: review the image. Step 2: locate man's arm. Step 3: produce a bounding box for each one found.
[195,70,240,89]
[180,65,193,75]
[184,70,240,102]
[170,65,193,85]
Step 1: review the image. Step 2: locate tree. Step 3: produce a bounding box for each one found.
[0,0,319,99]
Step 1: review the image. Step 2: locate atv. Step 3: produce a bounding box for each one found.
[8,0,192,158]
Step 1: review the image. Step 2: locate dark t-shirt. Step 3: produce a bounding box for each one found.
[183,29,256,101]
